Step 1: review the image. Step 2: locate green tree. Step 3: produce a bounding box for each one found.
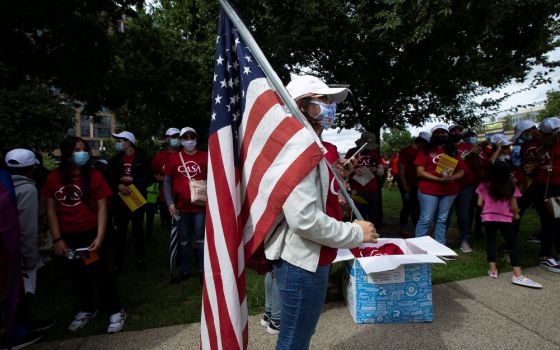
[537,90,560,121]
[380,128,413,160]
[235,0,560,136]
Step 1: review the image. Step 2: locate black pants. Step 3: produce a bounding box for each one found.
[514,182,542,237]
[62,229,121,314]
[145,203,157,238]
[485,221,520,267]
[532,183,560,257]
[158,200,171,230]
[113,205,145,268]
[397,182,419,229]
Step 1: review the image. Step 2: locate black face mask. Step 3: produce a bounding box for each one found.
[449,134,462,143]
[431,135,448,145]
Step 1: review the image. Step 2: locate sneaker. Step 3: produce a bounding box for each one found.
[512,276,543,289]
[260,313,270,328]
[107,309,127,333]
[1,330,42,350]
[266,319,280,335]
[460,241,473,253]
[68,310,97,331]
[440,255,456,261]
[29,318,56,332]
[488,270,498,279]
[539,258,560,273]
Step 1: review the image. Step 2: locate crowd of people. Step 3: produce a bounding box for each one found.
[1,73,559,349]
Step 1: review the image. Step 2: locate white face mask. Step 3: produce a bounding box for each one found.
[182,140,197,151]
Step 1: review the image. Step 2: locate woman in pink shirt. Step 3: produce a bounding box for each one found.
[476,161,541,288]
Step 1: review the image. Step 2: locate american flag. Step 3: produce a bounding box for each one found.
[201,8,324,350]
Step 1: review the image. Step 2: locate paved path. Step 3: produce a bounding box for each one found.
[31,267,559,349]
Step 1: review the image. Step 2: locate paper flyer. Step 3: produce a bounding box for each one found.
[118,184,147,212]
[352,167,375,186]
[435,154,458,176]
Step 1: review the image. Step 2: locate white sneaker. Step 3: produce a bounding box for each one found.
[107,309,127,333]
[539,258,560,273]
[68,310,97,331]
[260,313,270,328]
[460,241,473,253]
[512,276,543,289]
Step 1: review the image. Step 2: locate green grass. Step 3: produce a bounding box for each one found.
[33,189,541,341]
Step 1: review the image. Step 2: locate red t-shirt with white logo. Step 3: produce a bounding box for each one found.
[122,152,136,176]
[521,139,542,178]
[414,148,465,196]
[345,148,382,192]
[44,169,112,233]
[318,141,342,265]
[456,143,476,187]
[535,142,560,185]
[165,150,208,213]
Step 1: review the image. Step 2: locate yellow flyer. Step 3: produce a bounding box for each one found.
[118,184,147,212]
[435,154,459,176]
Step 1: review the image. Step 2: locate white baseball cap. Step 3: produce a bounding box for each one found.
[512,120,536,141]
[538,117,560,134]
[180,127,197,136]
[5,149,39,168]
[431,124,449,133]
[449,124,464,133]
[165,128,180,137]
[417,131,431,142]
[490,133,512,146]
[112,131,136,144]
[286,75,349,103]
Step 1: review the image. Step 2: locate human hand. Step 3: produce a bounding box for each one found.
[89,236,103,252]
[168,203,178,217]
[120,176,133,184]
[354,220,379,243]
[54,239,68,257]
[335,158,358,177]
[118,184,131,195]
[439,175,453,183]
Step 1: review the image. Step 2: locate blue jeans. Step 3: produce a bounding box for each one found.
[415,191,457,245]
[452,185,474,243]
[273,260,330,350]
[178,211,205,274]
[264,272,281,322]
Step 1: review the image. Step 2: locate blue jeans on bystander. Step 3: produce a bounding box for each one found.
[415,191,457,245]
[178,211,205,275]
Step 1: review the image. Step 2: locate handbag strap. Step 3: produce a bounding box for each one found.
[179,151,194,182]
[544,148,554,201]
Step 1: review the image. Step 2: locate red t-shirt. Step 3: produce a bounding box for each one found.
[535,142,560,185]
[390,153,399,176]
[456,143,477,187]
[165,150,208,213]
[152,150,176,201]
[345,148,382,192]
[414,148,465,196]
[521,139,543,178]
[319,142,342,266]
[122,152,136,176]
[398,144,420,188]
[44,169,112,233]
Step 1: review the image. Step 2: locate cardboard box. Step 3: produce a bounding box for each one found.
[335,236,456,324]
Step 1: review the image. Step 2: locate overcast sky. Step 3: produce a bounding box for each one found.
[322,48,560,153]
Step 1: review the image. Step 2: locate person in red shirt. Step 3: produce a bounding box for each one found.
[150,128,181,233]
[164,127,208,282]
[397,132,430,237]
[345,132,385,225]
[388,152,399,190]
[530,117,560,273]
[107,131,152,272]
[44,136,126,333]
[414,125,465,247]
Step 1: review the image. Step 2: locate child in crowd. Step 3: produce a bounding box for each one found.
[476,161,542,288]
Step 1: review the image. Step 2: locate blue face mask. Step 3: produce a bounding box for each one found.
[310,100,337,129]
[465,137,477,145]
[115,142,124,152]
[169,138,180,149]
[72,151,90,167]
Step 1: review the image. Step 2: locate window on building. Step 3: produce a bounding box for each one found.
[80,115,91,137]
[93,116,112,138]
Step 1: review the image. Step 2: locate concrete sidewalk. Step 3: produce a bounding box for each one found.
[31,267,559,349]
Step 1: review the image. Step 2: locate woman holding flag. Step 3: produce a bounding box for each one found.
[265,75,379,349]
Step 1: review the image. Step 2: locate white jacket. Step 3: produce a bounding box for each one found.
[264,159,363,272]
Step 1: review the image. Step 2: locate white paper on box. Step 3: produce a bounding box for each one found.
[366,265,405,284]
[406,236,457,257]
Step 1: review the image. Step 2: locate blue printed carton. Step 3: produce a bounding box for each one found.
[336,236,456,324]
